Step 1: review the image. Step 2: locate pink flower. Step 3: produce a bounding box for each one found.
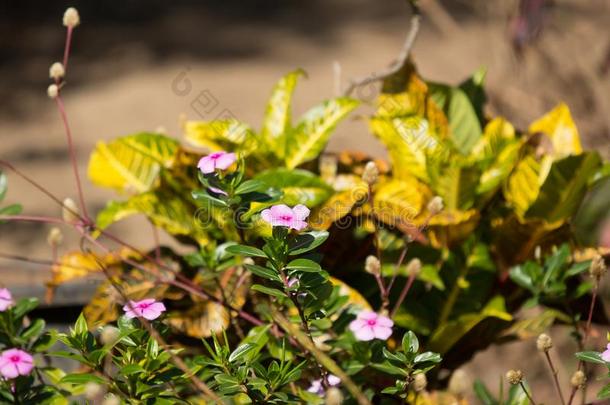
[0,288,13,311]
[123,299,166,320]
[0,349,34,379]
[307,374,341,395]
[197,151,236,174]
[602,343,610,362]
[260,204,310,231]
[349,311,393,341]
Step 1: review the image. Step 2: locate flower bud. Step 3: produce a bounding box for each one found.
[49,62,65,81]
[324,387,343,405]
[47,227,64,247]
[448,369,469,397]
[243,257,255,266]
[364,255,381,275]
[100,326,119,345]
[406,258,422,278]
[361,161,379,185]
[427,196,444,215]
[47,84,59,99]
[534,246,541,261]
[84,382,104,399]
[287,277,299,289]
[62,198,80,223]
[506,369,523,385]
[589,255,607,279]
[63,7,80,28]
[570,370,586,388]
[536,333,553,352]
[413,373,427,392]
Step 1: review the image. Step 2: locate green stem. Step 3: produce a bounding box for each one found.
[438,262,468,326]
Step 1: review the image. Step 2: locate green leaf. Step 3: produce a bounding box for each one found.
[192,190,228,207]
[525,152,601,222]
[20,319,46,341]
[245,264,281,282]
[261,69,305,159]
[285,97,359,169]
[251,284,286,298]
[88,132,179,193]
[402,331,419,354]
[413,351,441,364]
[226,244,268,258]
[60,373,106,385]
[288,231,329,255]
[459,67,487,124]
[575,351,606,365]
[229,343,257,363]
[74,313,88,336]
[286,258,321,273]
[371,362,408,377]
[235,180,267,195]
[0,170,7,201]
[598,383,610,399]
[184,120,256,153]
[120,364,145,375]
[254,169,333,207]
[473,379,498,405]
[12,298,39,319]
[428,83,482,155]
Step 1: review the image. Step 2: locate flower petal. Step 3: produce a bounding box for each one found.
[292,204,310,221]
[349,319,367,332]
[197,156,216,174]
[0,363,19,379]
[354,326,376,341]
[214,152,236,170]
[290,219,308,231]
[375,315,394,328]
[269,204,293,219]
[373,326,393,340]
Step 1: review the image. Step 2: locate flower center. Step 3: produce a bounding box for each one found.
[366,319,377,326]
[280,215,293,221]
[138,303,150,309]
[210,153,223,159]
[10,355,20,363]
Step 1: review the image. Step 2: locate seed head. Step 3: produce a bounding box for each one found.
[47,84,59,99]
[49,62,65,81]
[47,227,64,247]
[406,258,422,278]
[506,369,523,385]
[413,373,427,392]
[427,196,444,215]
[100,326,120,345]
[84,382,104,399]
[63,7,80,28]
[536,333,553,352]
[61,198,80,223]
[448,369,469,397]
[361,161,379,185]
[589,255,607,279]
[364,255,381,275]
[570,370,586,388]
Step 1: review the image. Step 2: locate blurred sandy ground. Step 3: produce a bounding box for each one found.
[0,0,609,402]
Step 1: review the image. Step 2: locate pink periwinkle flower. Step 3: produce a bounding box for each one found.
[197,151,236,174]
[307,374,341,396]
[123,299,166,320]
[349,311,394,341]
[0,349,34,379]
[260,204,310,231]
[0,288,13,312]
[602,343,610,362]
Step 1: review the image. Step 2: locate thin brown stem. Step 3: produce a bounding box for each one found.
[344,0,421,96]
[519,381,537,405]
[544,351,566,405]
[390,272,416,318]
[63,26,73,70]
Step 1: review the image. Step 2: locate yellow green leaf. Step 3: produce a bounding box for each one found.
[261,69,305,158]
[529,103,582,158]
[309,179,368,230]
[184,120,256,154]
[504,155,542,217]
[88,133,179,193]
[284,97,359,169]
[373,178,429,227]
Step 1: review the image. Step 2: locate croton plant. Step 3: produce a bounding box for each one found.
[0,7,609,405]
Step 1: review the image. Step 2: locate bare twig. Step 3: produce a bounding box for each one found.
[543,351,566,405]
[344,0,421,97]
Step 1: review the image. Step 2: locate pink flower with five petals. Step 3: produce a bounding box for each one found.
[0,288,13,312]
[123,299,166,320]
[260,204,310,231]
[349,311,393,341]
[602,343,610,362]
[197,151,236,174]
[0,349,34,379]
[307,374,341,396]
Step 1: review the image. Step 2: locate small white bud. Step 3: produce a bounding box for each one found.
[448,369,469,397]
[406,258,422,278]
[63,7,80,28]
[100,326,120,345]
[536,333,553,352]
[324,387,343,405]
[49,62,65,81]
[534,246,541,261]
[506,369,523,385]
[47,84,59,99]
[570,370,586,388]
[84,382,105,399]
[413,373,427,392]
[361,161,379,185]
[589,255,607,279]
[243,257,255,266]
[47,227,64,247]
[62,198,80,223]
[427,196,444,215]
[364,255,381,275]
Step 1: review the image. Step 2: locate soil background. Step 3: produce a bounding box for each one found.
[1,0,610,402]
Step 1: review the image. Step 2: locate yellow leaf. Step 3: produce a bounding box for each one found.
[428,209,480,248]
[373,178,429,228]
[88,133,179,193]
[529,103,582,158]
[168,301,230,338]
[330,277,372,311]
[184,120,256,154]
[504,155,541,217]
[309,179,368,230]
